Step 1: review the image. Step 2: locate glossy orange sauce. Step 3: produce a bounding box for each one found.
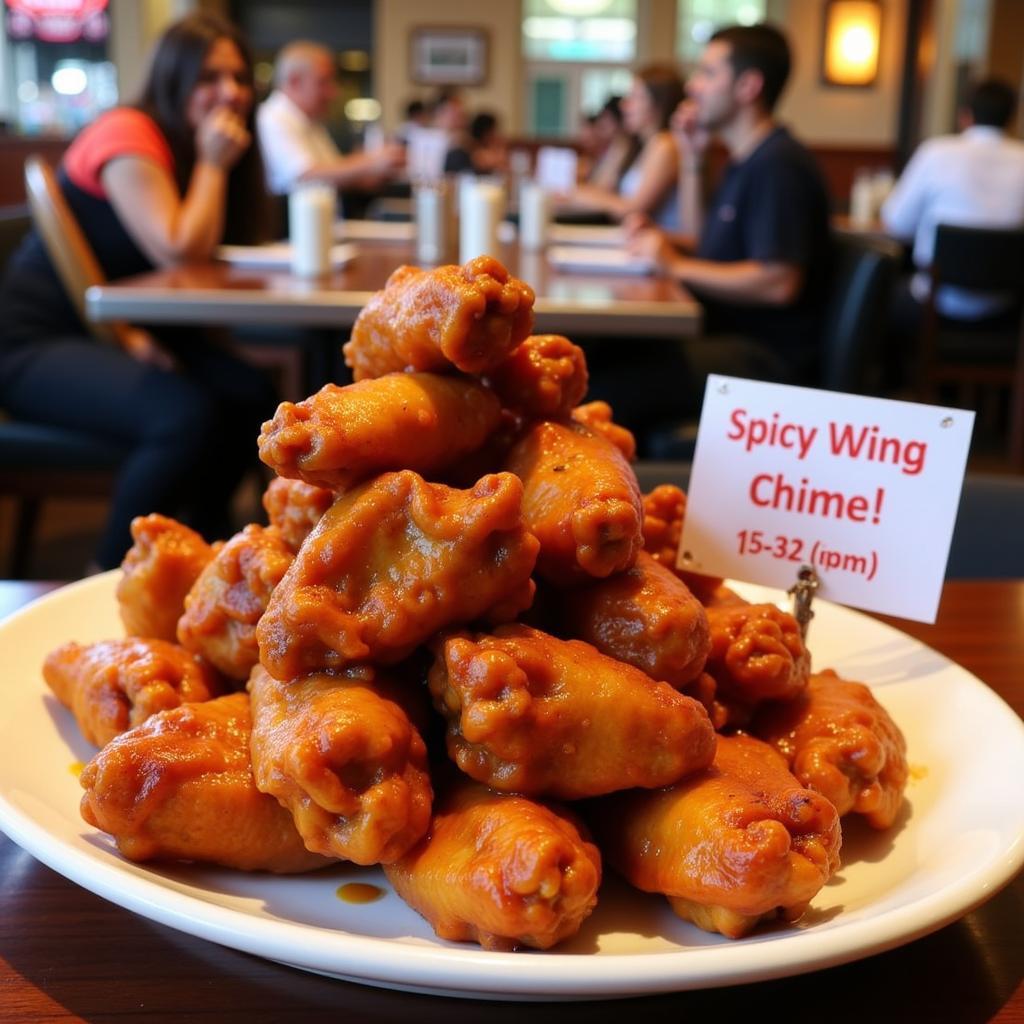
[336,882,385,904]
[69,761,84,777]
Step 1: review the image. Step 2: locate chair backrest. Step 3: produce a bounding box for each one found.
[820,233,901,393]
[946,473,1024,578]
[23,155,123,348]
[0,204,31,275]
[932,224,1024,294]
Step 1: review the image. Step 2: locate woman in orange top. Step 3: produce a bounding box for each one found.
[0,13,275,570]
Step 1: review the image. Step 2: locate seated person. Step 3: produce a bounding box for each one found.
[257,41,403,196]
[0,13,278,571]
[395,98,429,145]
[882,78,1024,327]
[444,112,508,176]
[584,96,640,193]
[609,24,831,433]
[560,65,683,229]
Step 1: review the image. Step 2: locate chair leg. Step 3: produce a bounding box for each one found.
[11,496,41,579]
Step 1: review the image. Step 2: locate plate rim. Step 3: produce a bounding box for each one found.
[1,573,1023,999]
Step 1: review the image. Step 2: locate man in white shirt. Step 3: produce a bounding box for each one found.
[882,78,1024,321]
[257,41,403,196]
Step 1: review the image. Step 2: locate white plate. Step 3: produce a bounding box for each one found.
[547,245,654,276]
[216,242,357,269]
[1,573,1022,1001]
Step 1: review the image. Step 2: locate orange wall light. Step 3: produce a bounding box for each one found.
[822,0,882,87]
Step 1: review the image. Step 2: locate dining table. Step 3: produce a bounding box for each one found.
[1,577,1021,1023]
[83,223,703,339]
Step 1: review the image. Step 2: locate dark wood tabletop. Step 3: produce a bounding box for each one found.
[84,227,702,338]
[1,580,1021,1023]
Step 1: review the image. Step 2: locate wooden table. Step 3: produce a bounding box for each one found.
[1,580,1021,1023]
[84,234,703,339]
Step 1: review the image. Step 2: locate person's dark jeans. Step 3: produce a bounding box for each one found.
[0,332,277,569]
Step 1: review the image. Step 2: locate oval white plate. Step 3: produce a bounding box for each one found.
[1,572,1022,1001]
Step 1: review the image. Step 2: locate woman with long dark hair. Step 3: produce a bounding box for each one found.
[0,13,276,571]
[562,64,684,228]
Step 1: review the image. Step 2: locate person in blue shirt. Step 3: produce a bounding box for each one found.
[601,23,832,435]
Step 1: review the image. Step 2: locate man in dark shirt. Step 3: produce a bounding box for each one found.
[631,23,832,380]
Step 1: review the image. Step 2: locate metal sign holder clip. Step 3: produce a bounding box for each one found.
[788,564,821,640]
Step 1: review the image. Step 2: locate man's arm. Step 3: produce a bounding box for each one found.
[664,254,802,305]
[297,145,404,189]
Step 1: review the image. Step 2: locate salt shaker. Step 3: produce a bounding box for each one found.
[459,181,504,263]
[519,180,550,251]
[289,185,334,277]
[415,181,450,263]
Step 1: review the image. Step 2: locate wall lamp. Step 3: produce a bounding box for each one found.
[822,0,882,87]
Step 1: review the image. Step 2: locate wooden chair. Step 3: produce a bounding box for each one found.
[0,160,127,578]
[918,224,1024,469]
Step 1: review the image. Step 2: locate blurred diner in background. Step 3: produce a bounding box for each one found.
[0,0,1023,579]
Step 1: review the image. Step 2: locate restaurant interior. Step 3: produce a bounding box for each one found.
[0,0,1022,1019]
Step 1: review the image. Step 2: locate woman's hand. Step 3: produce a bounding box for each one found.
[119,326,178,371]
[196,107,251,169]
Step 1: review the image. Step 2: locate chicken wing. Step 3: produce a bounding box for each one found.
[248,665,432,864]
[79,693,332,872]
[117,514,216,641]
[558,550,709,690]
[570,400,636,461]
[44,637,223,748]
[485,334,588,421]
[176,524,294,681]
[752,669,908,829]
[504,419,643,584]
[262,476,334,552]
[704,603,811,727]
[429,624,715,799]
[384,775,601,950]
[343,257,535,380]
[258,372,502,491]
[257,471,539,679]
[592,734,841,938]
[640,484,722,603]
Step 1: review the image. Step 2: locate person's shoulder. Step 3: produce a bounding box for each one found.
[258,91,302,129]
[74,107,166,148]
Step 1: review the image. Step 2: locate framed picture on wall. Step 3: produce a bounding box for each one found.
[410,27,489,86]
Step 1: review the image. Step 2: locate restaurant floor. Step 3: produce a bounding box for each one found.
[1,435,1018,580]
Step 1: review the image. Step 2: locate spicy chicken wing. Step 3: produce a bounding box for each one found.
[570,400,636,461]
[44,638,223,748]
[248,666,432,864]
[704,603,811,727]
[79,693,332,872]
[640,484,722,603]
[343,257,535,380]
[117,514,216,641]
[592,734,841,938]
[429,624,715,799]
[262,476,334,552]
[485,334,588,421]
[177,525,294,681]
[384,776,601,951]
[258,373,502,491]
[752,669,908,829]
[558,550,709,690]
[258,471,539,679]
[504,419,643,584]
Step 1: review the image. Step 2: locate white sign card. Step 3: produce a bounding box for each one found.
[406,126,449,183]
[535,146,578,194]
[679,376,975,622]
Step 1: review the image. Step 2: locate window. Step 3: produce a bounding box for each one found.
[676,0,766,66]
[523,0,636,137]
[523,0,637,63]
